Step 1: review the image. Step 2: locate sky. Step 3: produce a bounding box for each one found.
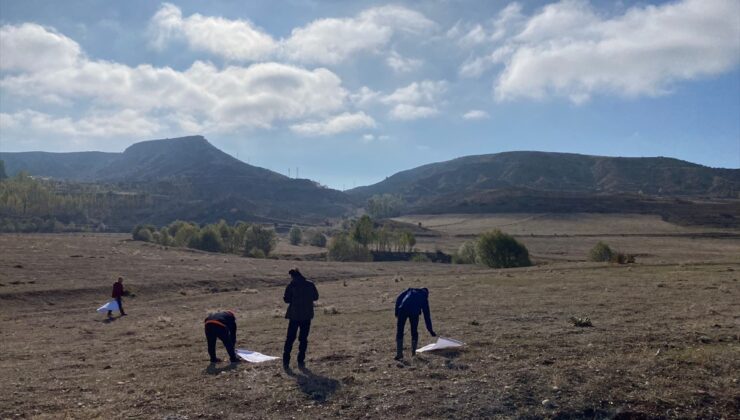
[0,0,739,189]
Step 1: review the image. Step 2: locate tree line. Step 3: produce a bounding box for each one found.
[132,220,277,257]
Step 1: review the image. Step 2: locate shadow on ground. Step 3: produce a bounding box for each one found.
[284,366,340,402]
[204,362,238,375]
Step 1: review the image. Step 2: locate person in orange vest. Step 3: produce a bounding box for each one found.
[204,310,240,364]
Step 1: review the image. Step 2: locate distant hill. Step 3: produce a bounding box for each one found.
[347,151,740,227]
[0,136,352,224]
[348,151,740,201]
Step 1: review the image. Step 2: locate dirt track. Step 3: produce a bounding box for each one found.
[1,232,738,419]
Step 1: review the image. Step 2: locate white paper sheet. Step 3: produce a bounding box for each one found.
[416,337,465,353]
[97,299,120,313]
[236,348,279,363]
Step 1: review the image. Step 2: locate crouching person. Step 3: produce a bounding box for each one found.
[395,288,436,360]
[204,310,240,364]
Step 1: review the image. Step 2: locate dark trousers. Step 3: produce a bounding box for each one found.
[107,297,125,316]
[396,312,420,342]
[205,324,237,363]
[283,319,311,364]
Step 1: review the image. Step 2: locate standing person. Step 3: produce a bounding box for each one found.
[394,288,436,360]
[204,310,240,364]
[108,277,127,317]
[282,268,319,369]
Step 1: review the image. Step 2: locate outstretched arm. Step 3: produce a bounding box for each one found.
[395,292,404,318]
[422,300,435,336]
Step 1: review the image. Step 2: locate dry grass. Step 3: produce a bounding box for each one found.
[0,222,738,418]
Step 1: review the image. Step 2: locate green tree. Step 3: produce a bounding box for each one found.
[351,215,375,246]
[366,194,403,219]
[289,225,303,245]
[193,228,224,253]
[308,230,327,247]
[244,224,276,256]
[328,233,372,262]
[396,231,416,252]
[476,230,531,268]
[455,240,478,264]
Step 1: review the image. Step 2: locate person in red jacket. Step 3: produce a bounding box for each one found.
[108,277,127,317]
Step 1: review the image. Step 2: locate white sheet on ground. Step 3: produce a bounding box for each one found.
[416,337,465,353]
[236,348,279,363]
[97,299,119,313]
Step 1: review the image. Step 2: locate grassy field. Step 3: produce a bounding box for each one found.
[1,214,738,419]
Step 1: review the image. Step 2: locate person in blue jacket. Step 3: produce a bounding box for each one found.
[394,287,436,360]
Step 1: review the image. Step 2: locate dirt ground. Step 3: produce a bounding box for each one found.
[1,215,739,419]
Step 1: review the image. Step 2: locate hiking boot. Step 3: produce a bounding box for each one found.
[395,338,404,360]
[210,358,222,363]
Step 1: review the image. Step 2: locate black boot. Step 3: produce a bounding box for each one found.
[394,339,404,360]
[282,354,290,369]
[411,339,418,358]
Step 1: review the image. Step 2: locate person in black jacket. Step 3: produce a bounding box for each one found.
[394,288,436,360]
[204,310,240,364]
[282,268,319,369]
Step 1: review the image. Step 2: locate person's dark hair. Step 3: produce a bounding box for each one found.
[118,277,123,282]
[288,268,304,280]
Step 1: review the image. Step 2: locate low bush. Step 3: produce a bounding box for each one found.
[308,231,327,247]
[589,242,613,262]
[410,253,431,263]
[132,224,155,242]
[476,230,531,268]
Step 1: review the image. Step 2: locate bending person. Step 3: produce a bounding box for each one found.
[282,268,319,369]
[204,310,240,364]
[394,287,436,360]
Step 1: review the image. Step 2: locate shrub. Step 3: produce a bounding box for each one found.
[308,231,327,247]
[328,233,372,262]
[410,253,431,263]
[476,230,531,268]
[246,247,266,259]
[172,222,199,247]
[589,242,613,262]
[569,316,593,327]
[132,224,155,242]
[454,240,478,264]
[289,226,303,245]
[610,252,635,264]
[193,228,224,253]
[244,225,276,256]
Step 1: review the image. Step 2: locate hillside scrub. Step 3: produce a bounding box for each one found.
[476,229,532,268]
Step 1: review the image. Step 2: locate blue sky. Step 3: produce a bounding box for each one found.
[1,0,738,189]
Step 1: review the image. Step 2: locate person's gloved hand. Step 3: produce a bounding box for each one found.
[430,331,437,337]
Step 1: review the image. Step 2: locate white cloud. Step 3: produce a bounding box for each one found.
[462,110,489,120]
[290,112,376,136]
[386,51,422,73]
[489,0,740,102]
[149,3,277,61]
[389,104,439,121]
[350,86,382,108]
[0,23,81,72]
[0,23,351,141]
[149,3,435,66]
[383,80,447,105]
[0,109,163,139]
[382,80,447,121]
